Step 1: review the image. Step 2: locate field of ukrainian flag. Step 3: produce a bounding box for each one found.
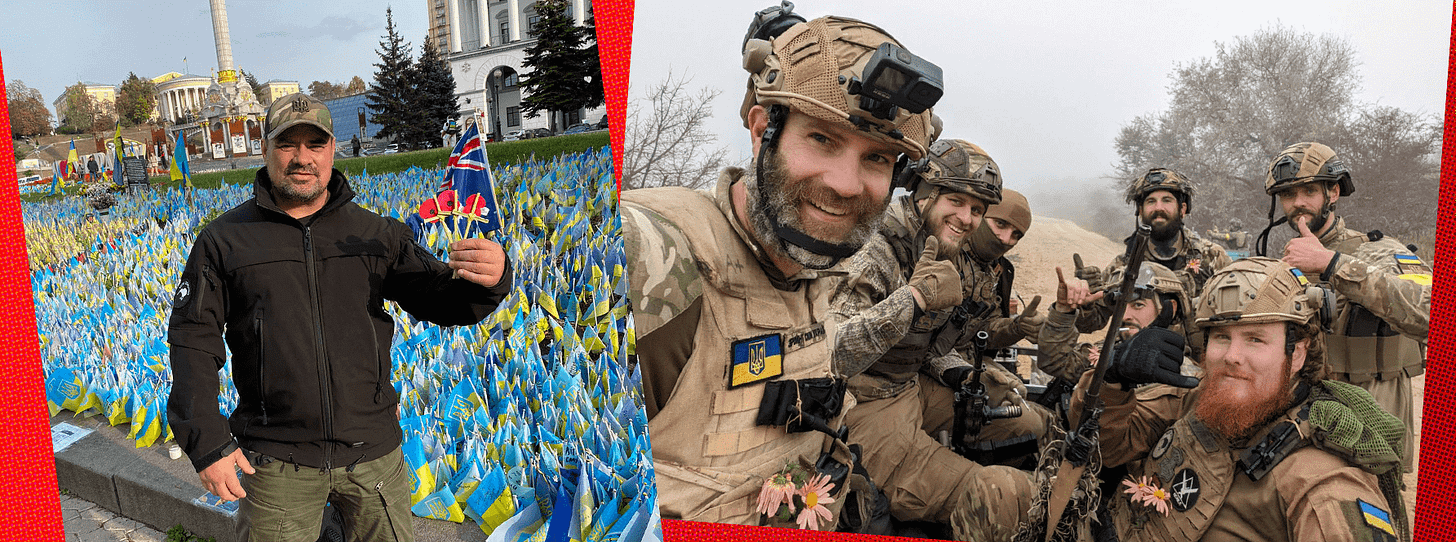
[26,147,658,541]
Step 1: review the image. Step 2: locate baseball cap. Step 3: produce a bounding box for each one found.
[265,93,334,141]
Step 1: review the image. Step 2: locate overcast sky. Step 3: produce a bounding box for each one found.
[628,0,1452,204]
[0,1,427,110]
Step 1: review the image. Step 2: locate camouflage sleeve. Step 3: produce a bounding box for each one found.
[1037,307,1089,381]
[922,349,972,386]
[1071,373,1186,468]
[1074,257,1123,333]
[829,235,919,377]
[967,316,1026,352]
[1278,447,1404,542]
[1329,239,1431,340]
[621,200,704,338]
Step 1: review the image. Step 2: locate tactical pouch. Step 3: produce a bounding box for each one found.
[756,378,848,437]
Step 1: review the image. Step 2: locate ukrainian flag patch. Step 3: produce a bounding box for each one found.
[1358,499,1396,538]
[1393,253,1432,279]
[729,333,783,388]
[1290,268,1309,286]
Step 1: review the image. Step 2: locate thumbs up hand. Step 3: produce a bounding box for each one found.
[909,236,963,311]
[1282,216,1336,275]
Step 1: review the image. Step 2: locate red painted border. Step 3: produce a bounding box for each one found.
[1411,6,1456,541]
[0,49,65,540]
[3,2,1453,541]
[596,0,633,199]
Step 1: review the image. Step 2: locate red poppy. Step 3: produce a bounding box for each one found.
[418,199,442,223]
[461,194,490,217]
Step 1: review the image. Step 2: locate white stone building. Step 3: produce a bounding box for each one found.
[428,0,604,138]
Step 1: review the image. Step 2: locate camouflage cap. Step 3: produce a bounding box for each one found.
[985,187,1030,234]
[265,92,334,141]
[1125,168,1195,212]
[1264,141,1354,197]
[740,16,937,159]
[1194,257,1319,329]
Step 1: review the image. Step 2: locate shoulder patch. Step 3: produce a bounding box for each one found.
[729,333,784,388]
[1342,499,1397,542]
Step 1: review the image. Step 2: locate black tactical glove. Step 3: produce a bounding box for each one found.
[1105,327,1199,389]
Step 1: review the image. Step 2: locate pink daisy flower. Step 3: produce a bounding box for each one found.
[757,473,797,516]
[795,474,836,530]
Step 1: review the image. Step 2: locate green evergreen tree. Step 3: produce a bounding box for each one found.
[408,37,459,148]
[518,0,593,131]
[582,14,604,112]
[367,7,417,147]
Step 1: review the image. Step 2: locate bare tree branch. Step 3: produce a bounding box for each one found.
[622,70,730,191]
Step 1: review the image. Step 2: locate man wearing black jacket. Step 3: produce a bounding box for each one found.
[167,93,511,542]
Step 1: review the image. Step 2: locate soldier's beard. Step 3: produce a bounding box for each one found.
[1285,196,1333,235]
[1194,356,1295,441]
[746,150,887,270]
[1143,210,1184,243]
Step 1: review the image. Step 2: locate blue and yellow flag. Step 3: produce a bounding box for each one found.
[170,131,191,188]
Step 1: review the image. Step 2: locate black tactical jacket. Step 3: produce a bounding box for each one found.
[167,167,511,472]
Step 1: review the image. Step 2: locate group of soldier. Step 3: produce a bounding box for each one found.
[619,3,1430,541]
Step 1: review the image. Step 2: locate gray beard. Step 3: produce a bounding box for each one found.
[745,152,884,270]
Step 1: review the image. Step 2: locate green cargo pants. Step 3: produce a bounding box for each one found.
[239,446,415,542]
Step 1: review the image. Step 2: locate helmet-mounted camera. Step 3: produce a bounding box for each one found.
[849,42,944,121]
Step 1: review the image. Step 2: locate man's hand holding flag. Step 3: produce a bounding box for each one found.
[420,113,508,288]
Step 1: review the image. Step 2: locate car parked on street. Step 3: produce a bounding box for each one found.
[503,130,524,141]
[525,128,554,139]
[562,123,595,135]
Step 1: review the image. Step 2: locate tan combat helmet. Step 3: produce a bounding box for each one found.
[1125,168,1196,212]
[1109,261,1191,324]
[913,139,1003,205]
[740,6,940,160]
[1264,142,1355,197]
[1194,257,1323,329]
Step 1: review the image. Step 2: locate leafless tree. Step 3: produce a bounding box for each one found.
[621,70,730,191]
[1112,24,1440,253]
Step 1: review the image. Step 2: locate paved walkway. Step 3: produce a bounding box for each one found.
[60,493,165,542]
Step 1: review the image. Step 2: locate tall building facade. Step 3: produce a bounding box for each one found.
[432,0,604,139]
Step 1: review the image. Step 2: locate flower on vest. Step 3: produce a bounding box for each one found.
[756,462,838,529]
[796,474,836,530]
[1123,474,1170,515]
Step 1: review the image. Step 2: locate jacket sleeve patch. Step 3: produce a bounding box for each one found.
[1342,499,1397,542]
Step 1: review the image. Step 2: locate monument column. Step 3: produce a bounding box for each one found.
[508,0,520,42]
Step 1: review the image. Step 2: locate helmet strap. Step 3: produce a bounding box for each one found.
[1152,297,1178,328]
[754,104,862,261]
[1254,195,1286,257]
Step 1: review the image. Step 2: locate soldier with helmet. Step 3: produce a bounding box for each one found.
[829,140,1050,539]
[1074,168,1233,334]
[1071,257,1408,542]
[1256,141,1430,471]
[1038,261,1197,394]
[621,2,944,528]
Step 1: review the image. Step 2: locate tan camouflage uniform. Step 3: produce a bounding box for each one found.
[1076,227,1232,334]
[1311,216,1430,471]
[1083,379,1405,542]
[828,196,1043,534]
[622,168,855,526]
